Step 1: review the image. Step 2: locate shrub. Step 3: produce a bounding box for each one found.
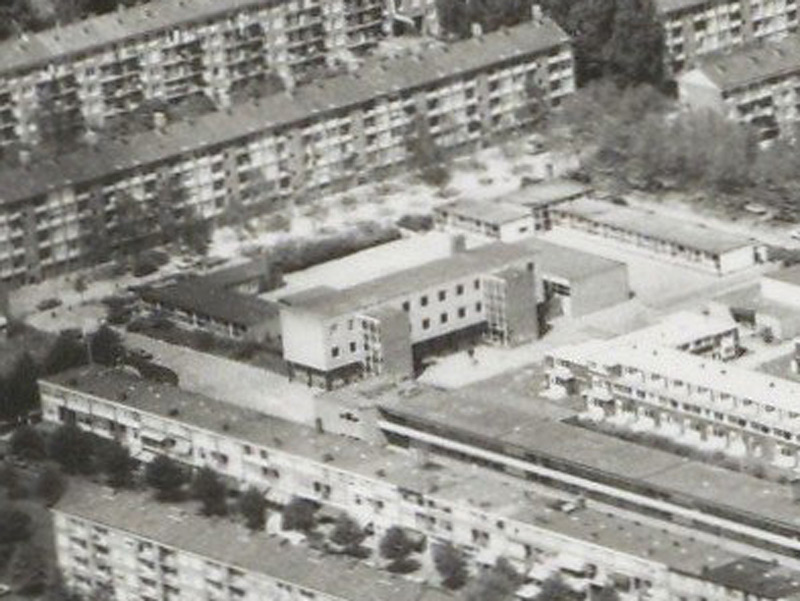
[281,497,317,532]
[34,464,66,505]
[239,488,268,531]
[145,455,188,501]
[191,468,228,516]
[10,426,46,461]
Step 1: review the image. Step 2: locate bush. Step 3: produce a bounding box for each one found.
[386,557,421,574]
[34,464,66,505]
[132,257,160,278]
[379,527,416,562]
[329,514,366,554]
[396,214,434,232]
[432,543,468,590]
[281,497,318,533]
[10,426,46,461]
[145,455,188,501]
[420,165,451,187]
[191,468,228,516]
[0,508,32,544]
[47,425,95,475]
[239,487,268,531]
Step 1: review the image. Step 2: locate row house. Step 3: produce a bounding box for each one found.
[0,20,574,285]
[577,343,800,469]
[0,0,441,147]
[656,0,799,74]
[39,367,796,601]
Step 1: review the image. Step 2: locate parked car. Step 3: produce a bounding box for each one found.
[128,348,154,361]
[36,297,62,311]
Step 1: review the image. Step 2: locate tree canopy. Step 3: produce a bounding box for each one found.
[191,467,228,516]
[145,455,188,501]
[238,487,268,531]
[432,543,468,590]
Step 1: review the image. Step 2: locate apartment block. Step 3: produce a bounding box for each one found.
[552,198,765,274]
[0,20,574,286]
[678,36,800,141]
[54,482,448,601]
[278,241,539,388]
[40,367,800,601]
[0,0,446,147]
[656,0,799,74]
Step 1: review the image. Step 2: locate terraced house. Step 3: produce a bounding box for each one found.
[656,0,798,73]
[0,0,441,148]
[0,19,574,285]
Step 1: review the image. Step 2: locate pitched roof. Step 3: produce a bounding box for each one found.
[686,36,800,92]
[0,19,569,205]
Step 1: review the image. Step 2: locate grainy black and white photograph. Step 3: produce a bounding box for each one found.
[0,0,799,599]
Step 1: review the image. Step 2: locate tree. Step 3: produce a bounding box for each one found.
[329,513,367,552]
[4,353,40,422]
[0,507,32,544]
[239,487,268,531]
[10,425,46,461]
[191,467,228,516]
[47,425,95,474]
[432,543,468,590]
[180,208,212,256]
[465,558,523,601]
[89,325,124,367]
[9,542,48,596]
[281,497,317,532]
[145,455,188,501]
[34,464,66,506]
[96,440,135,489]
[379,526,416,562]
[43,331,89,376]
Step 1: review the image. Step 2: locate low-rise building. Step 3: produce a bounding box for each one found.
[434,200,536,242]
[41,367,800,601]
[656,0,799,74]
[278,241,540,388]
[552,198,765,274]
[711,265,800,339]
[139,277,279,342]
[0,20,574,286]
[200,256,276,295]
[677,36,800,141]
[54,481,449,601]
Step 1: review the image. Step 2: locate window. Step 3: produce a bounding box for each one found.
[458,307,466,318]
[402,301,410,312]
[349,342,357,353]
[475,302,483,312]
[456,284,464,295]
[438,290,446,301]
[332,346,340,358]
[474,279,480,290]
[422,318,430,330]
[440,313,448,324]
[420,295,428,307]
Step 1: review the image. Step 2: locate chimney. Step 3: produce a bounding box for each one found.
[450,234,466,255]
[471,22,483,38]
[153,110,167,131]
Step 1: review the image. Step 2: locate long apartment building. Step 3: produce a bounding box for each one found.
[278,241,539,388]
[0,0,442,147]
[54,482,449,601]
[0,20,574,286]
[678,35,800,141]
[656,0,799,74]
[39,366,800,601]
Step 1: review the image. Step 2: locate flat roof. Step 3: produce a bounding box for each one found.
[200,258,270,289]
[45,368,780,581]
[436,199,531,225]
[608,342,800,415]
[526,238,626,282]
[551,310,738,364]
[0,19,569,206]
[140,278,277,327]
[501,179,593,207]
[376,384,800,536]
[555,198,756,255]
[54,481,445,601]
[279,241,538,318]
[764,264,800,287]
[686,36,800,92]
[703,557,800,598]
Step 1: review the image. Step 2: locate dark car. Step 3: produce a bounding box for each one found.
[36,298,62,311]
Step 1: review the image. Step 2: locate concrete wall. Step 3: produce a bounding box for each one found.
[718,245,758,275]
[376,309,414,378]
[280,309,330,371]
[762,276,800,308]
[503,268,539,345]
